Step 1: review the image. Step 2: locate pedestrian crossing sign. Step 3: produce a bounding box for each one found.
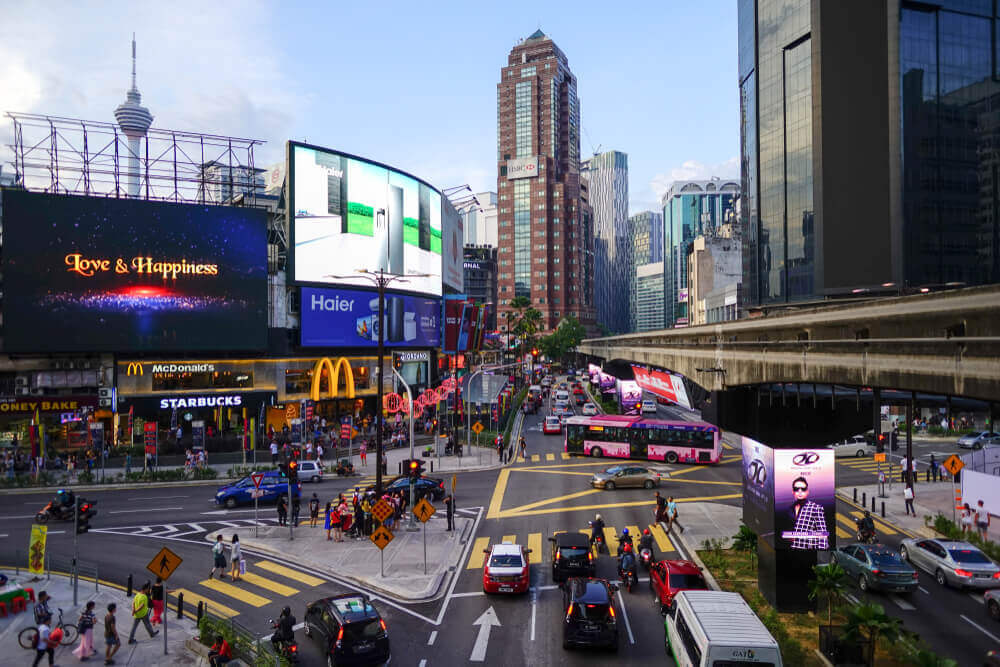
[147,546,182,581]
[471,421,484,435]
[370,525,393,550]
[943,455,964,476]
[413,498,436,523]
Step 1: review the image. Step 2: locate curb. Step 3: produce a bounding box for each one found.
[835,490,925,540]
[670,524,722,592]
[0,478,228,495]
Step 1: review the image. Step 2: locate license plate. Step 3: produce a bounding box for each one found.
[583,623,599,632]
[499,586,513,592]
[353,643,371,654]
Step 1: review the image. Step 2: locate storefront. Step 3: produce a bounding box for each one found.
[0,394,102,455]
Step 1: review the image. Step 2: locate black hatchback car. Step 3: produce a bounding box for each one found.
[549,533,595,582]
[561,577,619,651]
[364,475,445,501]
[303,594,390,666]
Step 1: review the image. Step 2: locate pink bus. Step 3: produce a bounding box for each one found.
[564,415,721,464]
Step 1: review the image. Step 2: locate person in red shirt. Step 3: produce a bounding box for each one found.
[209,634,232,666]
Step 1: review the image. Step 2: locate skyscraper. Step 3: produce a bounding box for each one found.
[628,210,663,331]
[582,150,629,333]
[113,34,153,198]
[739,0,1000,308]
[496,30,593,333]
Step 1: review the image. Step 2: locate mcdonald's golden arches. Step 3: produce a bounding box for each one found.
[310,357,356,401]
[126,362,144,376]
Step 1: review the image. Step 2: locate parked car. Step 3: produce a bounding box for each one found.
[543,416,563,435]
[561,578,619,651]
[303,594,390,666]
[957,431,1000,449]
[591,464,661,490]
[649,559,708,614]
[215,471,302,509]
[829,436,875,458]
[582,403,598,416]
[985,589,1000,622]
[297,460,324,483]
[482,541,531,594]
[641,400,657,414]
[830,543,919,593]
[899,538,1000,589]
[549,532,595,582]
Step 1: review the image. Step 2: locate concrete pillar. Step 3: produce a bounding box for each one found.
[906,399,914,486]
[873,387,882,450]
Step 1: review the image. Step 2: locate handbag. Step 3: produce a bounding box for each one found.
[239,559,246,576]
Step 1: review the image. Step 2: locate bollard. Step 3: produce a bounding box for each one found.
[926,469,930,483]
[853,488,857,502]
[197,601,204,622]
[862,492,867,507]
[176,592,184,620]
[430,461,434,473]
[126,574,133,598]
[398,462,402,475]
[872,496,876,512]
[881,502,885,519]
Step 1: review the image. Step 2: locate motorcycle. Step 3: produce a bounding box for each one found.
[618,559,638,593]
[639,547,654,570]
[588,522,607,555]
[855,519,877,545]
[268,620,299,663]
[35,498,97,524]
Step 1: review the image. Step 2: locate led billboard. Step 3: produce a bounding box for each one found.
[1,189,267,352]
[774,448,834,550]
[741,436,775,542]
[300,287,440,348]
[290,143,443,296]
[617,380,642,415]
[631,365,692,409]
[441,198,464,292]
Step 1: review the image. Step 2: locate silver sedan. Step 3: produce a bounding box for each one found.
[899,538,1000,589]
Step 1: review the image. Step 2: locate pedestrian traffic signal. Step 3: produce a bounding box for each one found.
[408,459,420,479]
[279,462,289,478]
[876,433,885,453]
[288,460,299,483]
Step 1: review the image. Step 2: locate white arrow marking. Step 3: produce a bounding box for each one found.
[149,524,178,537]
[469,606,501,662]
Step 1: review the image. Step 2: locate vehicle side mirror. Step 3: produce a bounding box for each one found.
[483,549,490,554]
[548,537,556,543]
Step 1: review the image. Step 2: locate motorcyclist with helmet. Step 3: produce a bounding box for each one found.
[638,528,655,562]
[618,543,637,588]
[589,513,605,552]
[856,510,876,543]
[270,606,296,654]
[617,527,634,557]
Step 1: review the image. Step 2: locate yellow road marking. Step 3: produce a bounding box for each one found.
[199,578,270,607]
[626,525,642,549]
[546,453,555,461]
[254,561,324,587]
[603,526,619,554]
[528,533,542,562]
[666,478,742,486]
[515,468,596,477]
[495,488,603,517]
[171,589,239,618]
[650,524,674,553]
[836,513,858,531]
[849,510,897,535]
[516,456,525,463]
[494,493,742,519]
[502,534,517,544]
[836,525,853,540]
[468,537,490,569]
[486,468,512,520]
[531,455,540,462]
[238,572,299,597]
[561,452,570,460]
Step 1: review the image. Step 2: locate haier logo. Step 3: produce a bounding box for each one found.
[310,294,355,312]
[159,395,243,410]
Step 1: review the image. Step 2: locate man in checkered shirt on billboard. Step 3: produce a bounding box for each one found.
[787,476,829,549]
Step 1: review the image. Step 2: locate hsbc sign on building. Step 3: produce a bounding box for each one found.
[507,157,539,180]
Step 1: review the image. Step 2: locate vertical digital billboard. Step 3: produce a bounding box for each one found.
[300,287,440,348]
[774,448,834,550]
[617,380,642,415]
[441,198,464,292]
[290,143,443,296]
[0,189,267,352]
[742,436,775,542]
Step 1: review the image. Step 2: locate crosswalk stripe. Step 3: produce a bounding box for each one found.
[516,456,525,463]
[468,537,490,569]
[836,525,853,540]
[849,510,898,535]
[603,526,619,554]
[546,453,555,461]
[239,572,299,597]
[254,560,324,587]
[836,513,858,531]
[561,452,570,460]
[626,525,642,547]
[527,533,543,563]
[890,594,916,610]
[502,534,517,545]
[171,589,239,618]
[199,578,270,607]
[649,524,674,553]
[531,455,540,462]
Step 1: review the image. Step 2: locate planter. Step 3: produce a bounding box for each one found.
[818,625,869,667]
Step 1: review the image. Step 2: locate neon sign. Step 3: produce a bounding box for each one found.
[65,253,219,279]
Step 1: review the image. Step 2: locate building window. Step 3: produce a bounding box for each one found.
[521,66,536,77]
[515,81,532,158]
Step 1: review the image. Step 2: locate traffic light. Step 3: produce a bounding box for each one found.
[76,499,94,534]
[279,462,289,478]
[394,356,403,370]
[876,433,885,453]
[531,348,539,357]
[288,460,299,483]
[407,459,425,480]
[889,430,898,451]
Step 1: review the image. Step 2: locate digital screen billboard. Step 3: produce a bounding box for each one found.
[291,143,443,296]
[742,436,775,542]
[300,287,440,348]
[618,380,642,415]
[774,448,834,550]
[1,189,267,352]
[631,365,692,409]
[441,198,464,292]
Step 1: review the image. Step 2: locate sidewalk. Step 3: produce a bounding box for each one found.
[347,440,503,477]
[0,568,200,666]
[208,510,476,603]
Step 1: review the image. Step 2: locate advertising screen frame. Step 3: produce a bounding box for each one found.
[774,448,835,551]
[287,141,446,298]
[300,286,441,349]
[741,436,775,543]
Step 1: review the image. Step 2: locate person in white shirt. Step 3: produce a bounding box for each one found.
[316,444,324,461]
[270,441,279,465]
[305,442,313,460]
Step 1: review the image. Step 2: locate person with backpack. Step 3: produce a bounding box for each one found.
[72,600,98,660]
[209,534,227,579]
[31,613,61,667]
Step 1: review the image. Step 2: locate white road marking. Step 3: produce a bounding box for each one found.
[418,661,426,667]
[530,595,537,641]
[427,631,437,646]
[918,586,930,595]
[0,534,7,538]
[128,495,189,500]
[0,515,43,520]
[470,606,500,662]
[109,507,183,514]
[616,590,635,644]
[844,593,860,605]
[968,593,986,605]
[961,614,1000,643]
[889,595,915,610]
[47,530,65,535]
[450,591,485,598]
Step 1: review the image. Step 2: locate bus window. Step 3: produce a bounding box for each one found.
[630,433,648,460]
[566,425,585,452]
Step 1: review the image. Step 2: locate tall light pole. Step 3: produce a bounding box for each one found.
[328,268,429,498]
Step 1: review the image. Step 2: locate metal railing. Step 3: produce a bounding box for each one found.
[197,605,284,667]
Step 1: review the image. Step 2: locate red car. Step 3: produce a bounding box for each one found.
[543,416,562,435]
[483,542,531,594]
[649,559,708,614]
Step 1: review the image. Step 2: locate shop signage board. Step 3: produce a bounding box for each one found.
[0,395,98,415]
[143,421,157,455]
[192,420,205,449]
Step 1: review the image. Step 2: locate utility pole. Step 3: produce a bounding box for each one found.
[72,497,79,605]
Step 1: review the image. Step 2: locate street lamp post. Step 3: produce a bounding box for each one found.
[390,367,418,532]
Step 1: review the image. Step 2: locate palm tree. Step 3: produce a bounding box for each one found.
[843,602,903,667]
[731,524,758,570]
[807,562,847,626]
[505,296,532,352]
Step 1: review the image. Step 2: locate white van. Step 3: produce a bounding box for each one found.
[555,390,570,403]
[665,590,782,667]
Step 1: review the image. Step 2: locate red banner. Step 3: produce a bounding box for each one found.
[143,421,157,455]
[630,365,692,409]
[443,297,467,354]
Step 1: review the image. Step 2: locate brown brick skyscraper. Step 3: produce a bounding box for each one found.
[496,30,594,337]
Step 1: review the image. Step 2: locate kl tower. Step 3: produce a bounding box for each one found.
[113,34,153,197]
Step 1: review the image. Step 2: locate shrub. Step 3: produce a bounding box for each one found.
[932,513,1000,561]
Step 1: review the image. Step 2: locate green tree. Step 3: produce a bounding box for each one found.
[808,562,847,626]
[538,316,587,362]
[843,602,903,667]
[910,649,957,667]
[504,296,532,350]
[731,524,758,570]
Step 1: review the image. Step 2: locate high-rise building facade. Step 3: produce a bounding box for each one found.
[582,150,629,333]
[635,261,665,332]
[739,0,1000,308]
[460,192,499,247]
[463,245,499,330]
[628,210,663,331]
[662,179,739,327]
[496,30,593,332]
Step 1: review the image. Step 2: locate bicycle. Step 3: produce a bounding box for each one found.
[18,607,78,649]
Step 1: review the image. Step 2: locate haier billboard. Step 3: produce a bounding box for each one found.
[300,287,441,348]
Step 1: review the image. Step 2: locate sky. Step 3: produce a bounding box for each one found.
[0,1,738,214]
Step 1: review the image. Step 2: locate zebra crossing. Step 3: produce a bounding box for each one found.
[92,518,280,539]
[512,452,574,464]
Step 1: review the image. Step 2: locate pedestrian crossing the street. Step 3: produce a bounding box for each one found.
[466,523,677,569]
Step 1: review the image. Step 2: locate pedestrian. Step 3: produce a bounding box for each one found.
[666,495,684,533]
[305,441,313,460]
[209,534,227,579]
[104,603,121,665]
[34,591,52,626]
[292,497,301,527]
[31,613,59,667]
[929,454,939,482]
[444,494,454,531]
[150,576,167,625]
[360,441,367,467]
[209,633,232,666]
[900,456,908,484]
[654,491,667,524]
[72,600,98,660]
[976,500,991,539]
[331,503,343,542]
[324,502,334,540]
[127,582,158,644]
[277,496,288,526]
[316,443,324,461]
[270,440,279,465]
[361,495,372,536]
[961,503,974,535]
[124,452,131,475]
[229,535,243,581]
[381,451,388,476]
[519,436,527,459]
[903,484,916,516]
[309,493,320,527]
[352,495,362,538]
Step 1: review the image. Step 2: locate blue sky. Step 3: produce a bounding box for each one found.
[0,1,738,213]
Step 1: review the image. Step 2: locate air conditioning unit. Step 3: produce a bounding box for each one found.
[14,376,27,387]
[98,398,112,408]
[98,388,112,399]
[16,387,29,396]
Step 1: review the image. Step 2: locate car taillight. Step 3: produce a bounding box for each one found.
[955,569,973,578]
[608,606,616,620]
[587,551,593,562]
[290,644,298,653]
[555,551,561,561]
[439,482,444,488]
[871,569,882,577]
[912,572,919,579]
[993,572,1000,580]
[379,619,387,632]
[565,603,573,621]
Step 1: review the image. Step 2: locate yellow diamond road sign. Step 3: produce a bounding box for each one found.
[372,499,394,524]
[471,421,485,435]
[943,454,964,477]
[351,428,359,439]
[413,498,436,523]
[370,525,394,550]
[147,546,183,581]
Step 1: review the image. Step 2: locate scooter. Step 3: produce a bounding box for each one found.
[639,547,654,570]
[35,498,97,524]
[268,620,299,663]
[618,560,638,593]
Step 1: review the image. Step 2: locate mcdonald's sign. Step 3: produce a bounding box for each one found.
[126,363,144,376]
[310,357,356,401]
